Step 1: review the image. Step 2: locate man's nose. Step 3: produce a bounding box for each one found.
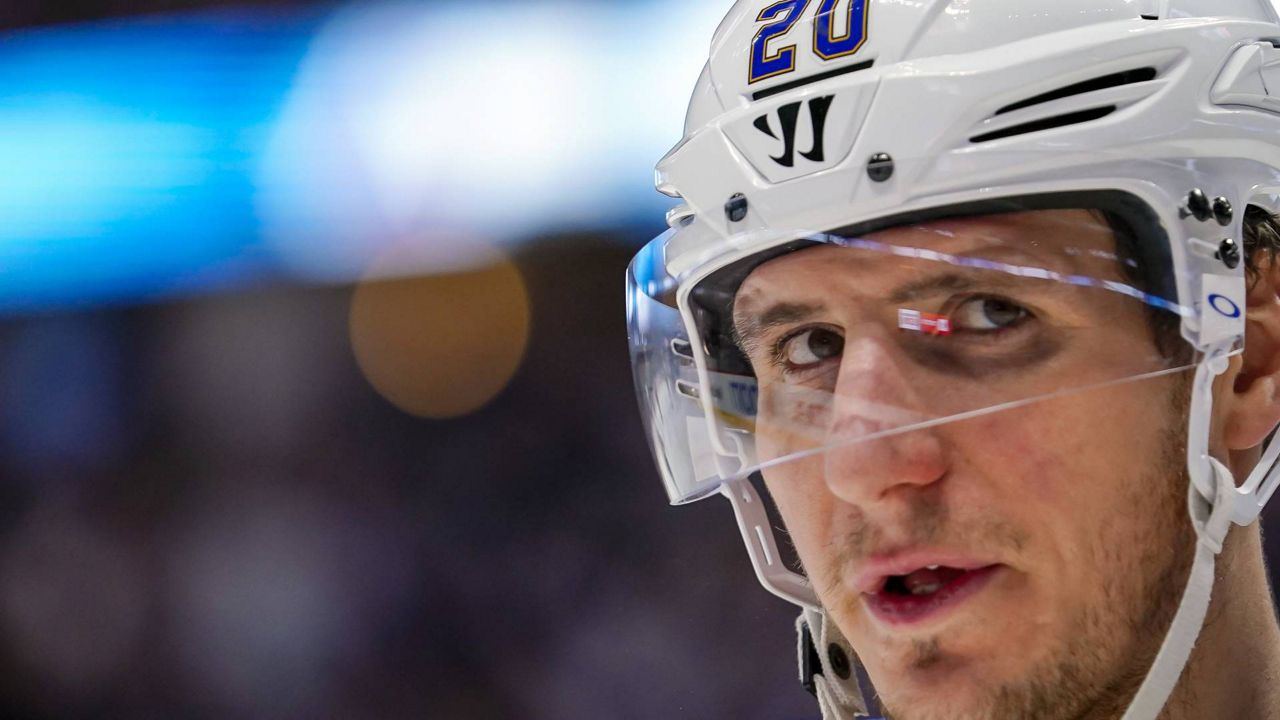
[822,330,948,506]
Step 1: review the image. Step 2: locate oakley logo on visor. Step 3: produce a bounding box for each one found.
[1208,293,1242,318]
[753,95,834,168]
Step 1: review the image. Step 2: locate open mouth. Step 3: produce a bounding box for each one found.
[865,565,1001,626]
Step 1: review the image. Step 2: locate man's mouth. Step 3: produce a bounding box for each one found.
[863,564,1003,626]
[885,565,966,595]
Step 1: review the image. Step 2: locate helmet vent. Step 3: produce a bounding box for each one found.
[971,106,1116,144]
[996,68,1157,115]
[968,66,1161,144]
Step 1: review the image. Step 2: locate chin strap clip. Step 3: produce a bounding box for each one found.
[1231,430,1280,525]
[797,608,879,720]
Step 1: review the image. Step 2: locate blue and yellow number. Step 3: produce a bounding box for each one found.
[750,0,811,85]
[814,0,869,60]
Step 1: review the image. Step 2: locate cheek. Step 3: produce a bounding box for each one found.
[951,405,1084,514]
[951,381,1180,575]
[956,376,1169,505]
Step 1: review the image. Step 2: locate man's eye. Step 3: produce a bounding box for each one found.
[951,297,1030,331]
[779,327,844,367]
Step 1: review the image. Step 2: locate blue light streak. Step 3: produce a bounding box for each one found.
[0,10,322,311]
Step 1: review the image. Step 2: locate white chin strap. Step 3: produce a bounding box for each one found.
[1120,453,1234,720]
[797,356,1244,720]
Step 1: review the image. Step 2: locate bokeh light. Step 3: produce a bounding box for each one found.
[349,243,531,419]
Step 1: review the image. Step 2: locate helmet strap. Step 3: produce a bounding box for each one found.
[1120,351,1238,717]
[1121,453,1234,720]
[797,607,875,719]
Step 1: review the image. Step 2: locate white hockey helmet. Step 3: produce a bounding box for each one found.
[627,1,1280,718]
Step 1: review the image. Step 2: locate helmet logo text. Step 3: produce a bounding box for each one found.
[749,0,870,85]
[753,95,834,168]
[750,0,809,85]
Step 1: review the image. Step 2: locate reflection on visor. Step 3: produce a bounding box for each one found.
[627,195,1201,504]
[898,309,952,336]
[721,212,1182,444]
[821,233,1191,319]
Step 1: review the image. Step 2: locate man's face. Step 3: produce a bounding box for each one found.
[731,210,1195,720]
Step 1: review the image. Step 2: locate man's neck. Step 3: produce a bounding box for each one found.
[1161,520,1280,720]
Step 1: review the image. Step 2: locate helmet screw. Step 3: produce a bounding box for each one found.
[1186,189,1212,221]
[725,193,749,223]
[867,153,895,182]
[1213,197,1234,226]
[1217,237,1242,270]
[827,644,852,680]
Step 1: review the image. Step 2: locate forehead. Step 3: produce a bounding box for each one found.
[734,209,1121,312]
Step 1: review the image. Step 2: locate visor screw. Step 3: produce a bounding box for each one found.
[1217,237,1242,270]
[1186,189,1212,221]
[827,644,852,680]
[1213,197,1234,226]
[725,193,749,223]
[867,153,895,182]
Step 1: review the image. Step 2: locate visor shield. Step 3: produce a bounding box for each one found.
[629,194,1205,505]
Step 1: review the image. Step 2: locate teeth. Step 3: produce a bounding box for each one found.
[926,565,940,570]
[911,582,943,596]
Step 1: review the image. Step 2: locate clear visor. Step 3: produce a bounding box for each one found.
[629,193,1201,504]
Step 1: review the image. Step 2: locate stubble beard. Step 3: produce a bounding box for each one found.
[866,396,1197,720]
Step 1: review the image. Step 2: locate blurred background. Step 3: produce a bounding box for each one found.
[0,1,816,718]
[2,2,1279,719]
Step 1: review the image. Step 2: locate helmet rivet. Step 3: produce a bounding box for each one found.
[827,644,852,680]
[1213,197,1234,226]
[725,193,749,223]
[1217,237,1242,270]
[1186,189,1212,222]
[867,153,895,183]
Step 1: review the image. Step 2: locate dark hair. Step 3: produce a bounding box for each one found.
[1244,204,1280,285]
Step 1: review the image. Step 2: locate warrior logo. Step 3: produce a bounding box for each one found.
[752,95,834,168]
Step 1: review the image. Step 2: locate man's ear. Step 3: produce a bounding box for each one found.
[1222,253,1280,451]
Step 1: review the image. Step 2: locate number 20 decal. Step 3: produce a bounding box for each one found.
[750,0,870,84]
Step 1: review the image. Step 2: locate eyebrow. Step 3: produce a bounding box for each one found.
[886,272,1012,304]
[733,300,827,356]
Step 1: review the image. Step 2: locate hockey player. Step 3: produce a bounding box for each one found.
[626,2,1280,718]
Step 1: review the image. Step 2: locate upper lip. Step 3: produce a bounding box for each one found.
[850,548,1000,595]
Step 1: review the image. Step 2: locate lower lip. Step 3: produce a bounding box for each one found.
[863,565,1003,627]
